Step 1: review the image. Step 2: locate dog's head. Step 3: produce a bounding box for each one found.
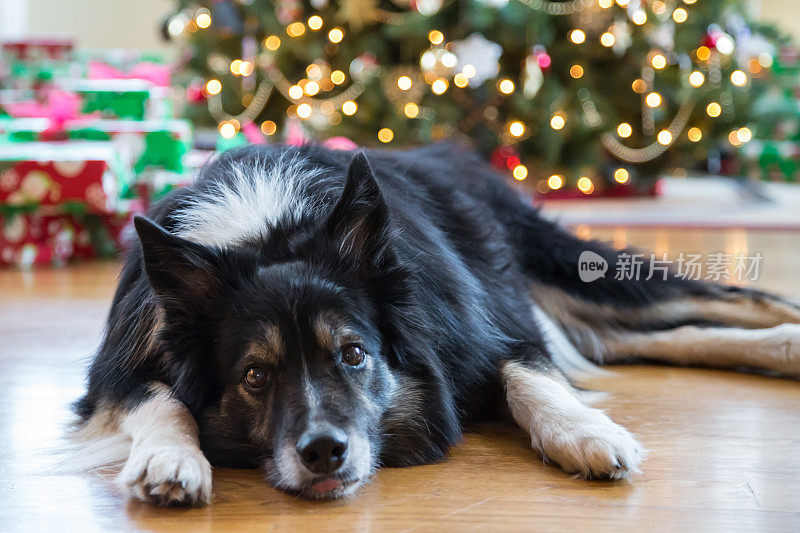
[134,152,459,499]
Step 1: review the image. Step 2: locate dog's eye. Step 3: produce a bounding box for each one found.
[244,366,268,389]
[341,344,365,366]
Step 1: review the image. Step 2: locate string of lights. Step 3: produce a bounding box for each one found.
[265,66,370,112]
[602,101,695,164]
[170,0,773,193]
[207,80,273,124]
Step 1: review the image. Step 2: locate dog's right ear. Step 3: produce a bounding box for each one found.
[134,216,231,309]
[325,151,390,271]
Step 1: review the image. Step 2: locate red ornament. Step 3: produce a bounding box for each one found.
[186,84,206,103]
[360,52,378,68]
[531,44,551,71]
[701,33,718,49]
[537,53,552,69]
[490,146,521,172]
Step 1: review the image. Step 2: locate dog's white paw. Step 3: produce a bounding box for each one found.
[118,441,212,506]
[535,409,644,480]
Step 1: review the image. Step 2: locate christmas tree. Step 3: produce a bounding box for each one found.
[166,0,789,195]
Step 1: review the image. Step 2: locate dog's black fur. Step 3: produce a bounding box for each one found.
[74,143,800,504]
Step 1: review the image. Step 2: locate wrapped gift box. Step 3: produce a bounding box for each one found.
[0,210,132,268]
[59,79,171,120]
[1,38,77,91]
[740,139,800,182]
[143,149,212,201]
[1,116,192,170]
[0,212,94,267]
[0,141,134,214]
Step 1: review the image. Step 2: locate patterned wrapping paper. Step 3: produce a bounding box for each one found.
[0,141,133,214]
[740,140,800,182]
[0,212,105,267]
[1,39,73,61]
[0,210,136,268]
[0,141,143,267]
[0,159,112,212]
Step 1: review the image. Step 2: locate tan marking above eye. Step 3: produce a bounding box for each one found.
[314,314,337,353]
[247,324,284,364]
[314,312,363,353]
[314,311,346,352]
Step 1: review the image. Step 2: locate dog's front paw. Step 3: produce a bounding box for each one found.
[536,409,644,480]
[118,441,212,506]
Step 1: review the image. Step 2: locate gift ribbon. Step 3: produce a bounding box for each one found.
[88,61,171,87]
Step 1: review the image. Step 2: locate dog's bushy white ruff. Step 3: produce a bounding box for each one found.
[172,152,330,247]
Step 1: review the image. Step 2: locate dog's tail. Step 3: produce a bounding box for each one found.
[491,185,800,377]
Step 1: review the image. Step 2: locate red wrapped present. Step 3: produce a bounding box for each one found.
[0,141,132,214]
[0,212,94,267]
[0,159,111,211]
[0,210,135,268]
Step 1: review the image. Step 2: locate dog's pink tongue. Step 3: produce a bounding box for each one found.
[312,478,340,493]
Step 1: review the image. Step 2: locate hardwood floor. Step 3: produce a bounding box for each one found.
[0,228,798,532]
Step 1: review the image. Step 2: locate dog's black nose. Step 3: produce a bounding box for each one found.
[296,428,349,474]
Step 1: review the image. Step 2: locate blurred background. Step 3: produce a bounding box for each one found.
[1,0,799,267]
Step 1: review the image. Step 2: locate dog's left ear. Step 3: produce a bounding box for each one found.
[134,216,240,312]
[325,151,390,269]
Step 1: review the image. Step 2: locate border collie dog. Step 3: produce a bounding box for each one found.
[73,144,800,505]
